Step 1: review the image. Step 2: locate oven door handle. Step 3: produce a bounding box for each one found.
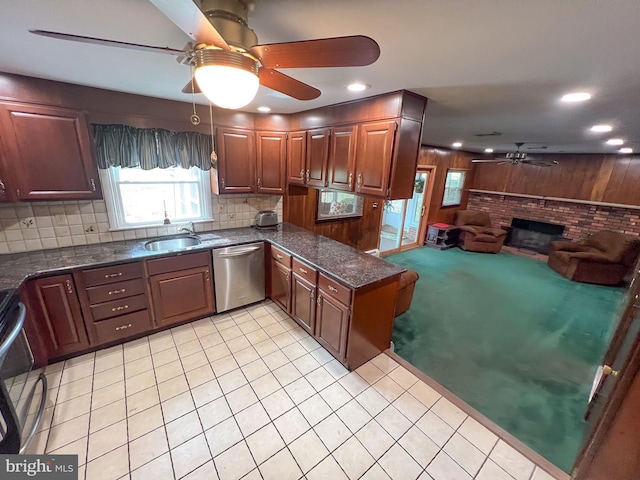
[0,302,26,360]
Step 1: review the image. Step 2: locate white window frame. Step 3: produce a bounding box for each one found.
[442,169,467,207]
[99,166,212,230]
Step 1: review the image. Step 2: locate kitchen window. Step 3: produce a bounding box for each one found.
[442,169,467,207]
[316,189,364,221]
[99,166,212,229]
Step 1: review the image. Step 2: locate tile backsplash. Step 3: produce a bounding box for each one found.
[0,194,283,254]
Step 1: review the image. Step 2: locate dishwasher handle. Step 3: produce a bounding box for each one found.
[215,246,262,258]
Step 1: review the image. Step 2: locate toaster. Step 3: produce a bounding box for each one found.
[255,210,278,227]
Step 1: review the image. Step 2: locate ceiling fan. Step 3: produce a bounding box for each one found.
[472,143,559,167]
[29,0,380,109]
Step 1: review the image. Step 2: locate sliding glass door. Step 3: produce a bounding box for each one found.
[379,170,431,254]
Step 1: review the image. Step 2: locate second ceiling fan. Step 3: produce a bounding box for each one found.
[30,0,381,109]
[472,143,559,167]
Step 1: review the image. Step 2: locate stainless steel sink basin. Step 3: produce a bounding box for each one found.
[144,235,201,251]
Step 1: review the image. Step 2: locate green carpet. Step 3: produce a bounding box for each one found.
[387,247,624,473]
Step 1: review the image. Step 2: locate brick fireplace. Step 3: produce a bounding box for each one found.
[468,191,640,242]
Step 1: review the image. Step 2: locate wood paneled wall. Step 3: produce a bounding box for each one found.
[417,146,475,224]
[470,154,640,206]
[284,185,383,251]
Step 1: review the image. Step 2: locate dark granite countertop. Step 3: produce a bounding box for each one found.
[0,223,405,291]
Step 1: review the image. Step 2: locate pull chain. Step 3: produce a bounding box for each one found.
[209,101,217,165]
[190,64,200,126]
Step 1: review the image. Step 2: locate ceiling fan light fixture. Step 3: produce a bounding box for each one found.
[193,49,259,109]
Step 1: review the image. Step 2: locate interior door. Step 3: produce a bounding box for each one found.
[573,261,640,479]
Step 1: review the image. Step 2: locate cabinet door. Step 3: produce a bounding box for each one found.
[0,102,101,201]
[32,275,90,358]
[270,261,291,312]
[149,265,214,327]
[315,290,350,361]
[355,120,397,197]
[291,273,316,335]
[216,127,256,194]
[256,131,286,194]
[306,128,330,188]
[327,125,357,192]
[287,131,307,186]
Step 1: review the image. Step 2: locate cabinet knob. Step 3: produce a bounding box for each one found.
[299,168,305,178]
[299,267,308,274]
[317,293,322,305]
[276,254,283,259]
[285,273,290,281]
[348,173,353,189]
[0,179,5,198]
[310,290,315,301]
[356,173,362,191]
[205,270,210,281]
[305,170,310,183]
[221,178,225,189]
[327,285,338,293]
[115,323,132,331]
[111,305,129,312]
[105,272,123,278]
[65,279,73,295]
[90,178,96,192]
[257,178,261,189]
[108,288,126,295]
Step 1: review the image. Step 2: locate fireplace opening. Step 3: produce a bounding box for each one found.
[505,218,566,254]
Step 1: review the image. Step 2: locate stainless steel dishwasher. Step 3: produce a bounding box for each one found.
[212,243,265,312]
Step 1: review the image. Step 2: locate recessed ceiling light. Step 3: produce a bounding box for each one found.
[452,142,462,148]
[619,147,633,154]
[561,92,592,102]
[590,124,612,132]
[257,106,271,113]
[347,83,369,92]
[484,148,494,153]
[606,138,624,146]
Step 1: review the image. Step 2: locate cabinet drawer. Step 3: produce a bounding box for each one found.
[90,294,148,322]
[271,245,291,267]
[81,262,143,287]
[94,310,152,344]
[86,278,146,305]
[318,272,352,306]
[292,257,317,284]
[147,251,210,276]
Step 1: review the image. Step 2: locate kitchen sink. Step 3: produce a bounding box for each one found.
[144,235,201,251]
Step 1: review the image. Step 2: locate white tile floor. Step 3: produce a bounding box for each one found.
[25,299,559,480]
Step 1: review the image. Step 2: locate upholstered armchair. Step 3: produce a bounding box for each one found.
[548,230,640,285]
[453,210,507,254]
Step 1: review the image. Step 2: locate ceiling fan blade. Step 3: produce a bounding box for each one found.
[148,0,230,50]
[29,29,186,56]
[251,35,380,69]
[258,68,320,101]
[472,159,507,163]
[524,160,558,167]
[181,77,201,94]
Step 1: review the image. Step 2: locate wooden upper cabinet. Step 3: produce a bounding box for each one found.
[355,120,397,197]
[0,102,101,201]
[256,131,286,195]
[30,274,90,359]
[216,127,256,194]
[327,125,358,192]
[306,128,330,188]
[287,131,307,186]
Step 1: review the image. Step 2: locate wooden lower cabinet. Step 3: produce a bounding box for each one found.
[291,273,316,335]
[149,265,214,327]
[29,274,90,359]
[315,289,350,361]
[270,261,291,312]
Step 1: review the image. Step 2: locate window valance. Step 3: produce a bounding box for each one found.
[92,124,213,170]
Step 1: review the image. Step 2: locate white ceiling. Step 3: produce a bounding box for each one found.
[2,0,640,154]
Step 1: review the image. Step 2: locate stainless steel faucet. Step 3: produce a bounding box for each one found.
[178,222,195,235]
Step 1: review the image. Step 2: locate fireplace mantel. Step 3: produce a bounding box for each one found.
[468,189,640,211]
